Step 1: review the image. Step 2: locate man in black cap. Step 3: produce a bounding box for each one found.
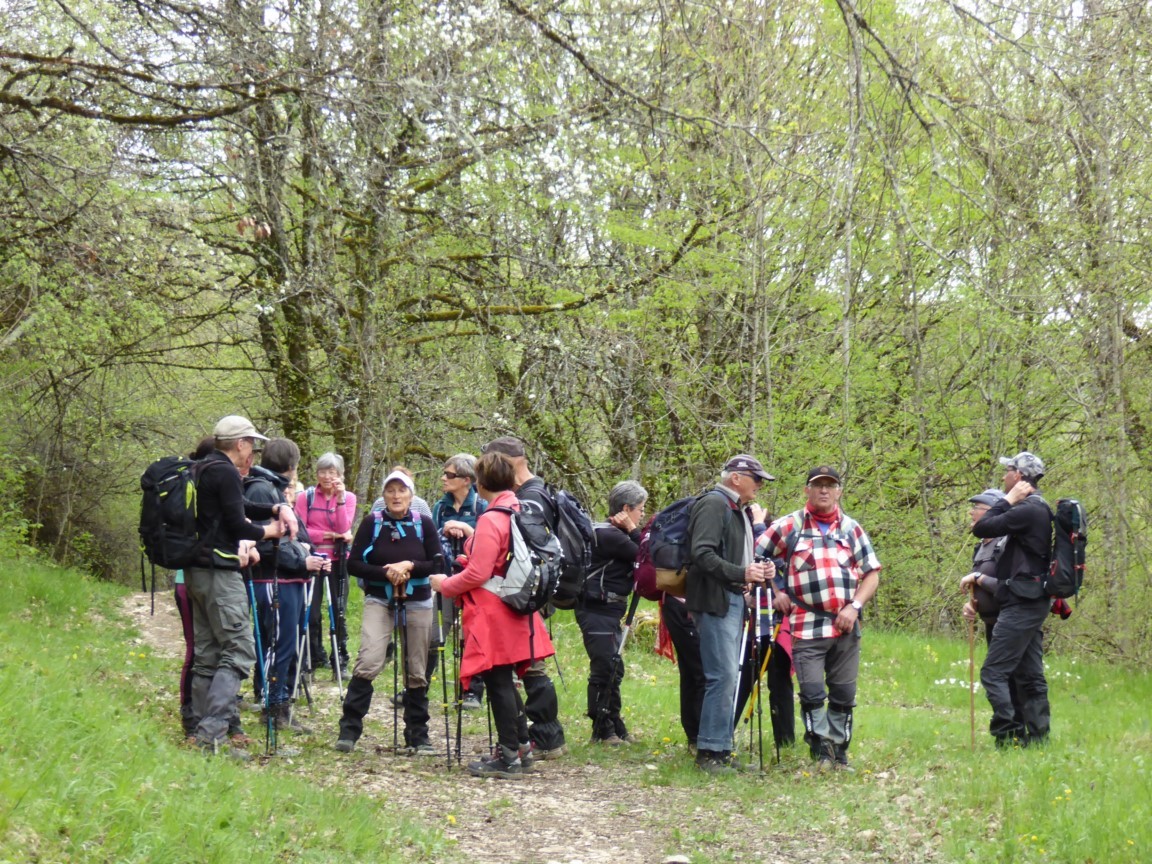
[970,451,1052,747]
[481,435,567,758]
[684,454,774,774]
[759,465,880,772]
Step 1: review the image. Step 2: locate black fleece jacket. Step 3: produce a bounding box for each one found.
[194,450,274,570]
[971,492,1052,605]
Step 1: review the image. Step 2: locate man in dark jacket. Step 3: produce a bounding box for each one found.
[186,415,297,758]
[971,451,1052,747]
[685,455,773,774]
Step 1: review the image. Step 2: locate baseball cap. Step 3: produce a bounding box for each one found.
[806,465,842,484]
[998,451,1045,480]
[381,470,415,492]
[722,454,774,482]
[213,415,268,441]
[968,488,1005,507]
[482,436,526,458]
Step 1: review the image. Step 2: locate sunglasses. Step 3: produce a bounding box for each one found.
[442,471,468,480]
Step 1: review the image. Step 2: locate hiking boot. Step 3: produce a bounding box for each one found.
[594,735,625,746]
[518,743,535,773]
[198,737,251,762]
[695,749,736,776]
[527,741,567,761]
[334,738,356,753]
[461,693,482,711]
[834,744,854,772]
[468,745,524,780]
[391,691,406,709]
[410,743,438,757]
[815,739,836,773]
[229,731,255,748]
[274,703,312,734]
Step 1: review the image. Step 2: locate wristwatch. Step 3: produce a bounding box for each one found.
[851,599,863,612]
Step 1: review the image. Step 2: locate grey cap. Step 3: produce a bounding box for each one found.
[723,454,775,482]
[999,451,1045,480]
[482,436,526,458]
[213,415,268,441]
[968,488,1006,507]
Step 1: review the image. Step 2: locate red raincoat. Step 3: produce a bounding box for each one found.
[438,489,555,687]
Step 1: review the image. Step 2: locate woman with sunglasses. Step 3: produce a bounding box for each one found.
[430,454,489,710]
[335,470,442,755]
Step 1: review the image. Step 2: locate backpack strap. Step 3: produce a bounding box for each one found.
[361,510,428,600]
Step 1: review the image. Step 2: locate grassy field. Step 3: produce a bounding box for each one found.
[1,558,1148,863]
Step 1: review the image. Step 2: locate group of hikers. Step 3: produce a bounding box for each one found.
[171,414,1066,777]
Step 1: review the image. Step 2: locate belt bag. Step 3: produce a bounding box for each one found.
[655,567,687,598]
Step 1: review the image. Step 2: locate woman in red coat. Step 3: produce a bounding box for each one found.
[430,451,555,780]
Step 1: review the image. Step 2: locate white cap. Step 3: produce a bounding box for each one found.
[381,470,415,492]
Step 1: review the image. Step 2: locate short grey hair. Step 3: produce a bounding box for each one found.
[608,481,648,515]
[315,452,345,475]
[444,453,478,480]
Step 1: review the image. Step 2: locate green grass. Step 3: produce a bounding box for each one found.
[0,561,448,864]
[1,559,1149,863]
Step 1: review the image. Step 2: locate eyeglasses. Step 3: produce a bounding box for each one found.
[442,471,467,480]
[737,473,764,486]
[808,482,840,490]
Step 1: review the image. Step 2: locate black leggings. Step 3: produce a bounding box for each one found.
[481,665,529,751]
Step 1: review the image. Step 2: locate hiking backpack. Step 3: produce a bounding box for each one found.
[1044,498,1087,599]
[487,505,564,614]
[545,486,597,610]
[139,456,212,571]
[632,492,722,600]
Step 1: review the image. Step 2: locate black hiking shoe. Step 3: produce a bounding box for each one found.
[695,749,736,776]
[468,745,524,780]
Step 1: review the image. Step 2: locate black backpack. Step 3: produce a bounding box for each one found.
[1044,498,1087,599]
[487,505,564,614]
[139,456,214,570]
[545,485,597,610]
[139,456,217,613]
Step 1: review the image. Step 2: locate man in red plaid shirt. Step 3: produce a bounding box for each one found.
[757,465,880,772]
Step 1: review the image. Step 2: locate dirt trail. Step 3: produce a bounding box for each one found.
[122,591,847,864]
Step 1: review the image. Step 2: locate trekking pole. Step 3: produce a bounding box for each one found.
[325,565,344,699]
[392,589,403,756]
[266,539,281,755]
[290,575,314,713]
[245,571,270,754]
[753,586,765,772]
[453,601,464,765]
[968,583,977,752]
[731,592,755,733]
[333,538,349,683]
[433,556,452,771]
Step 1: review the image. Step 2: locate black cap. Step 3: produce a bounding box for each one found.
[806,465,841,484]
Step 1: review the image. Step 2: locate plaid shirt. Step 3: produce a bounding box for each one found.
[757,506,881,641]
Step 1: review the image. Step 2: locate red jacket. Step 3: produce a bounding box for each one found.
[438,490,555,685]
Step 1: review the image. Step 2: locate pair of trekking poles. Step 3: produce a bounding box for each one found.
[733,583,783,772]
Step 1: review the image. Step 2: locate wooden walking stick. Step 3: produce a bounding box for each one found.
[968,584,977,752]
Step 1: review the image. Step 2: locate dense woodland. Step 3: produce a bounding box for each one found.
[3,0,1150,658]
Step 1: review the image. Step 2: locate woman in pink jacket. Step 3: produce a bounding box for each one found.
[294,452,358,676]
[430,451,555,780]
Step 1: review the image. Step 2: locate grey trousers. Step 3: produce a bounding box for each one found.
[793,632,861,747]
[185,567,256,743]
